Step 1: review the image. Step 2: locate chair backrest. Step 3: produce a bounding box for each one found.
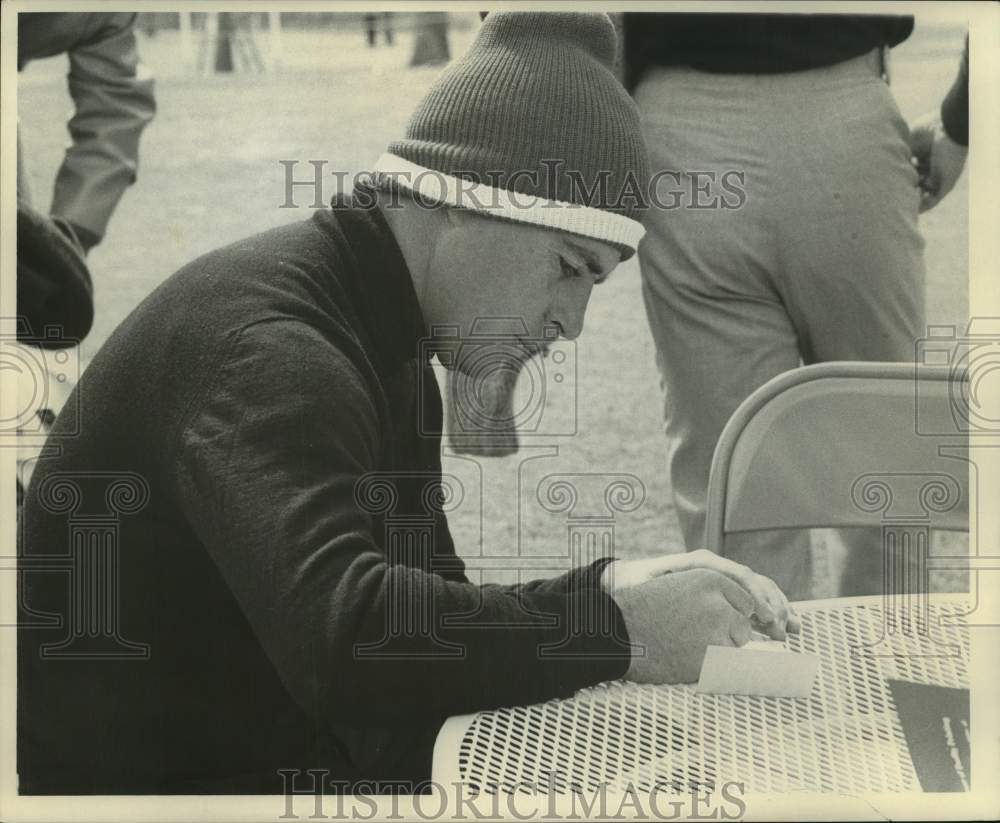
[704,363,969,551]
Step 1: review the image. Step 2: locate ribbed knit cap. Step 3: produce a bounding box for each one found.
[373,12,649,258]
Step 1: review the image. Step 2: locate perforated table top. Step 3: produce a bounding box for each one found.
[431,596,970,793]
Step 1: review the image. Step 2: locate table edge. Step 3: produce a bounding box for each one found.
[792,593,970,611]
[430,593,971,787]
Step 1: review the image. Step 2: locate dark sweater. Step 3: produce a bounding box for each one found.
[18,194,630,795]
[623,13,914,91]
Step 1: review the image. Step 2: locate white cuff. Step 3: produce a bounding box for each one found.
[370,152,646,255]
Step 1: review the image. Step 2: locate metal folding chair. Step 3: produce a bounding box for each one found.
[704,363,970,602]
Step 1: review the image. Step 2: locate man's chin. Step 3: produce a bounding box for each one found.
[443,359,523,457]
[447,435,519,457]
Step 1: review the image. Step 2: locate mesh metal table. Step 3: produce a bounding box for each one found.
[432,595,969,793]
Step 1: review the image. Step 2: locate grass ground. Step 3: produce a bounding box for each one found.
[17,15,970,595]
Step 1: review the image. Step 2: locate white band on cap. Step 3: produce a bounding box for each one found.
[370,152,646,253]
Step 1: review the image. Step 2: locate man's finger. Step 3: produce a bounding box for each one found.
[740,577,778,628]
[716,575,754,617]
[750,582,787,640]
[760,578,790,624]
[721,566,779,628]
[729,618,752,647]
[753,613,787,641]
[703,555,779,627]
[787,607,803,634]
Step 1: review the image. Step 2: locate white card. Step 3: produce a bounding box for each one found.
[695,641,820,698]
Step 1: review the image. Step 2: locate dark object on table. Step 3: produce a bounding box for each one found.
[888,679,970,792]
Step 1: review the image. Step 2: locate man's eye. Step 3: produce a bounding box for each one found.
[560,259,582,279]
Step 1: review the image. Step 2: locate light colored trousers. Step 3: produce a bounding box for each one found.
[635,51,926,600]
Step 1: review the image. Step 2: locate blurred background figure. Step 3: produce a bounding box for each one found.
[911,37,968,212]
[16,12,155,503]
[211,12,265,73]
[18,12,156,258]
[623,13,968,599]
[410,12,450,67]
[363,12,394,48]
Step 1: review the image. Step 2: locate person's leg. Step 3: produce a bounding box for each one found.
[640,260,814,598]
[769,59,927,595]
[636,70,813,599]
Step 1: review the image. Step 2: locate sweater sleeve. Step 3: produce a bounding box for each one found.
[940,35,969,147]
[52,13,156,245]
[174,319,631,727]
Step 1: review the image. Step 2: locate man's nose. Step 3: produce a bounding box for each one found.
[554,281,593,340]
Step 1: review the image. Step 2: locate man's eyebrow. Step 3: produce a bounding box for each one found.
[566,240,607,280]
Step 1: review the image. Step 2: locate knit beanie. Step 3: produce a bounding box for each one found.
[373,12,649,258]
